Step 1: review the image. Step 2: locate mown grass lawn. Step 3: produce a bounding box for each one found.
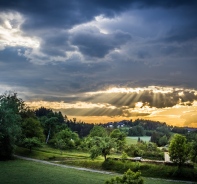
[126,136,151,145]
[0,159,194,184]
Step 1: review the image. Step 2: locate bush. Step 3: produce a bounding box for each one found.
[102,158,197,181]
[105,169,144,184]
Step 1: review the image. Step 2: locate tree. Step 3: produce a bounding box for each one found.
[44,117,58,143]
[158,135,168,146]
[21,117,45,142]
[128,126,145,136]
[0,93,24,160]
[52,128,80,149]
[110,129,126,151]
[189,135,197,163]
[22,137,42,152]
[89,125,108,137]
[169,134,189,167]
[105,169,144,184]
[121,151,128,162]
[87,136,116,161]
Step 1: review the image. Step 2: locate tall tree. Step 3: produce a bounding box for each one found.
[0,93,24,160]
[89,125,108,137]
[110,129,126,151]
[189,135,197,163]
[52,128,80,149]
[87,136,116,161]
[21,117,45,141]
[169,134,189,167]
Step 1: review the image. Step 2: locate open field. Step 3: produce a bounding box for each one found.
[0,159,194,184]
[126,136,151,145]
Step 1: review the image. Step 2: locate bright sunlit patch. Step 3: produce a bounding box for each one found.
[87,86,177,95]
[69,14,112,35]
[135,102,143,108]
[0,12,40,48]
[26,101,116,110]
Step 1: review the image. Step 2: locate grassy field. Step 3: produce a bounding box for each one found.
[126,136,151,145]
[0,159,194,184]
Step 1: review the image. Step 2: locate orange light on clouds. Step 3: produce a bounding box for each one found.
[26,86,197,127]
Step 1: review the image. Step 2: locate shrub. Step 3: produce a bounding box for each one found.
[105,169,144,184]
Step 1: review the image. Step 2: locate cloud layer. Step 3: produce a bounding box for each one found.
[0,0,197,127]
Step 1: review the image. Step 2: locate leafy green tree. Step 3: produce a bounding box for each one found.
[110,129,126,151]
[189,135,197,163]
[52,128,80,149]
[54,139,66,154]
[121,151,128,162]
[44,117,59,143]
[89,125,108,137]
[158,135,168,146]
[105,169,144,184]
[87,136,116,161]
[128,126,145,136]
[21,117,45,142]
[0,93,24,160]
[169,134,189,167]
[35,107,66,143]
[22,137,42,152]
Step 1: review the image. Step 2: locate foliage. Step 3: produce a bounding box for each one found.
[125,142,163,160]
[158,135,168,146]
[102,158,197,181]
[189,137,197,163]
[35,107,66,143]
[105,169,144,184]
[87,136,116,160]
[21,117,45,141]
[128,126,145,136]
[89,125,108,137]
[121,151,128,162]
[22,137,42,152]
[0,92,24,160]
[169,134,189,167]
[110,129,126,151]
[51,128,80,150]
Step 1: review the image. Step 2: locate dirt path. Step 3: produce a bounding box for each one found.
[14,155,115,175]
[14,155,196,184]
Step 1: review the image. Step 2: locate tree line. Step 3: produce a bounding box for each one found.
[0,92,197,167]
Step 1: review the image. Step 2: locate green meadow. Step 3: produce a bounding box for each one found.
[0,159,194,184]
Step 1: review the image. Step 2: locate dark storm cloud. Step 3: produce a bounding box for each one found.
[39,31,72,57]
[0,0,196,31]
[71,30,131,58]
[59,107,123,117]
[81,89,197,109]
[57,107,150,117]
[0,0,197,124]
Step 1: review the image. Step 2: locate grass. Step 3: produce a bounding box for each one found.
[0,159,194,184]
[14,146,197,182]
[126,136,151,145]
[15,146,104,169]
[16,145,91,160]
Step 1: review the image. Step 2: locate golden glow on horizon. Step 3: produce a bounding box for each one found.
[25,86,197,127]
[26,101,116,110]
[87,86,178,95]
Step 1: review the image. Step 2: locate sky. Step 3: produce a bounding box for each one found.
[0,0,197,127]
